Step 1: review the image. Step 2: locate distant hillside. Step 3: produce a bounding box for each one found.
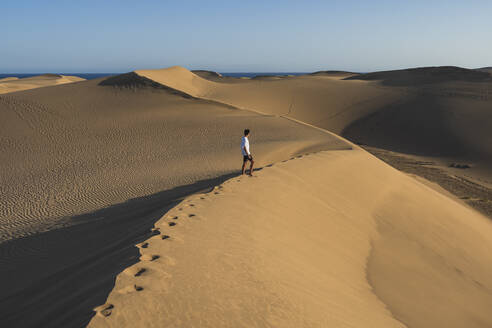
[346,66,491,86]
[192,70,222,79]
[309,70,355,77]
[477,67,492,75]
[0,74,84,94]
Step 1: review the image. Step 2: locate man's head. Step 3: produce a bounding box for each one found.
[244,129,250,136]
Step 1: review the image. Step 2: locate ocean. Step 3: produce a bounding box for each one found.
[0,72,308,80]
[0,73,114,80]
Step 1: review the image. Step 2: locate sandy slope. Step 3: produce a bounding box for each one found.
[340,67,492,216]
[135,67,492,164]
[137,66,492,209]
[477,67,492,75]
[89,149,492,328]
[343,67,492,160]
[0,71,350,326]
[136,66,405,134]
[0,74,84,94]
[0,77,347,241]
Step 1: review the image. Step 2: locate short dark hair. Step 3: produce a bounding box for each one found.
[244,129,250,136]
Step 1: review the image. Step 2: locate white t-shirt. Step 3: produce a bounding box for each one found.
[241,136,250,156]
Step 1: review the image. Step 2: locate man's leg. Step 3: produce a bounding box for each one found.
[242,159,247,175]
[249,159,254,175]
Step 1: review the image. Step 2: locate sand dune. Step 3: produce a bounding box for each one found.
[0,74,85,94]
[0,70,350,326]
[340,66,492,219]
[345,66,491,86]
[0,77,20,82]
[309,70,355,77]
[135,66,405,134]
[0,75,346,241]
[343,83,492,159]
[477,67,492,75]
[89,149,492,328]
[2,65,492,327]
[342,67,492,196]
[191,70,223,80]
[135,66,492,179]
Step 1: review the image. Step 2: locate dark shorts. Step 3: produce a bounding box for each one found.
[243,155,253,162]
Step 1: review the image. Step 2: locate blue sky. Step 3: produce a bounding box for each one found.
[2,0,491,73]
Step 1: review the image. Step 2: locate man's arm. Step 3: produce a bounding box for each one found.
[243,146,251,158]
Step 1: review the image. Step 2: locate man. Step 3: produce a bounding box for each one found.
[241,129,254,176]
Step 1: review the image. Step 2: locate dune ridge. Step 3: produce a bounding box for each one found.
[134,66,405,134]
[477,67,492,75]
[134,66,492,172]
[89,148,492,328]
[0,74,85,94]
[345,66,491,86]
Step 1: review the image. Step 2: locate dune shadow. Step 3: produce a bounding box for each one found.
[98,72,194,98]
[0,172,237,328]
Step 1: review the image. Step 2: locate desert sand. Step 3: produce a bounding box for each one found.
[0,74,85,94]
[1,65,492,327]
[342,66,492,217]
[89,149,492,328]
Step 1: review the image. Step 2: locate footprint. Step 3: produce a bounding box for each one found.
[141,254,160,261]
[214,192,220,195]
[95,303,114,317]
[119,284,144,294]
[200,197,205,200]
[188,214,196,218]
[138,242,149,249]
[169,222,177,227]
[151,228,160,235]
[161,235,170,240]
[134,268,146,277]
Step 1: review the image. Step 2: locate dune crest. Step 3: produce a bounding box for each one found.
[345,66,491,86]
[134,66,212,97]
[0,77,20,82]
[134,66,405,132]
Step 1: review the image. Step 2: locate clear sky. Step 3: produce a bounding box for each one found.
[2,0,491,73]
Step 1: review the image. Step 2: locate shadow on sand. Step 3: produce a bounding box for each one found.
[0,172,238,328]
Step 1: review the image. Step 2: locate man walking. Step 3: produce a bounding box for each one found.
[241,129,254,176]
